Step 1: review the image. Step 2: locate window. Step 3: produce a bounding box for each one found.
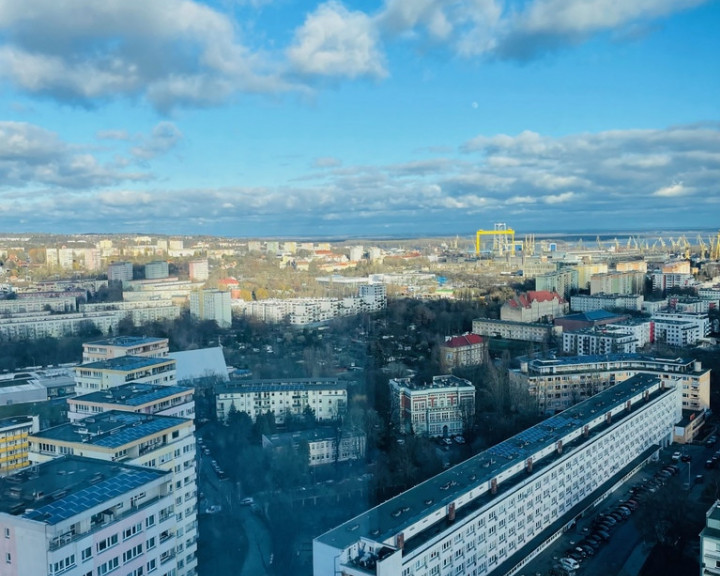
[147,558,157,573]
[97,557,119,575]
[82,547,92,561]
[146,537,156,550]
[146,515,155,528]
[6,553,11,564]
[97,534,118,552]
[123,523,142,540]
[123,544,143,564]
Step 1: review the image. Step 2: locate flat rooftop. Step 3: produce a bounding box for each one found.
[80,356,175,371]
[32,411,190,449]
[526,353,698,370]
[72,383,192,407]
[316,373,668,551]
[0,415,35,429]
[0,456,168,524]
[391,375,473,391]
[217,378,344,394]
[84,336,167,347]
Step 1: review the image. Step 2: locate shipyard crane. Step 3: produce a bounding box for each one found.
[711,230,720,261]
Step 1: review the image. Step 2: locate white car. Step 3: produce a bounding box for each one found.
[560,557,580,571]
[671,451,681,462]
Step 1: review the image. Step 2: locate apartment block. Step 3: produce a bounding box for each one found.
[262,427,366,466]
[700,501,720,576]
[188,260,209,282]
[189,290,231,328]
[216,378,347,424]
[68,383,195,422]
[472,318,555,343]
[82,337,170,364]
[652,312,710,346]
[0,456,174,576]
[0,416,39,476]
[590,271,645,295]
[28,411,198,576]
[107,261,134,284]
[512,353,710,417]
[562,327,637,356]
[74,357,177,395]
[570,293,644,313]
[145,261,170,280]
[390,375,475,437]
[314,374,680,576]
[0,311,119,341]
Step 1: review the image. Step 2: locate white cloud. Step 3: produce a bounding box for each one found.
[653,182,692,197]
[2,123,719,235]
[0,0,291,111]
[286,2,387,79]
[543,191,576,204]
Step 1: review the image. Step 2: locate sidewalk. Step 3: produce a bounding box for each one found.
[616,541,652,576]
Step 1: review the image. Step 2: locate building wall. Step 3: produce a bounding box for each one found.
[0,416,39,476]
[314,380,680,576]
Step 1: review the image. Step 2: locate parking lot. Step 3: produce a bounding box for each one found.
[518,440,715,576]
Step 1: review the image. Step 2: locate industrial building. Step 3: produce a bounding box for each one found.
[314,374,680,576]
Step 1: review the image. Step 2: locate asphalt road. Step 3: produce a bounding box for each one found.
[196,439,273,576]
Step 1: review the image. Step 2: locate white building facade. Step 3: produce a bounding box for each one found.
[314,374,681,576]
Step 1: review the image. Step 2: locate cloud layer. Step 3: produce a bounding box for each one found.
[1,123,718,234]
[0,0,709,110]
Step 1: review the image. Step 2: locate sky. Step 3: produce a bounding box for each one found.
[0,0,719,238]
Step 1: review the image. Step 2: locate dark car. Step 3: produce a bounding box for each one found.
[595,530,611,541]
[681,454,692,462]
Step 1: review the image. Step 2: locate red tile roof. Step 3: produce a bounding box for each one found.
[444,334,484,348]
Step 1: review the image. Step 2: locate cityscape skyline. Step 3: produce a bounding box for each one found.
[1,0,718,237]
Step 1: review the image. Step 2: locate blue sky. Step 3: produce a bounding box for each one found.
[0,0,718,238]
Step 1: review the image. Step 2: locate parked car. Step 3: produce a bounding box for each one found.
[672,451,681,462]
[681,454,692,462]
[560,557,581,571]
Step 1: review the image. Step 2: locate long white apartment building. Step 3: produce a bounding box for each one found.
[314,374,681,576]
[28,411,198,576]
[472,318,556,343]
[0,456,175,576]
[570,293,644,313]
[68,383,195,422]
[0,311,119,341]
[82,336,170,363]
[390,375,475,437]
[80,300,182,326]
[74,356,177,395]
[216,378,347,424]
[0,293,78,314]
[512,353,710,416]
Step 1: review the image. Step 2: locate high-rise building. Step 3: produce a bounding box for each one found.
[189,290,231,328]
[0,456,174,576]
[107,261,133,284]
[188,259,209,282]
[144,261,169,280]
[28,411,198,576]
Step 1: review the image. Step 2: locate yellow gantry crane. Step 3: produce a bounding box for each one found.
[711,231,720,261]
[475,224,516,255]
